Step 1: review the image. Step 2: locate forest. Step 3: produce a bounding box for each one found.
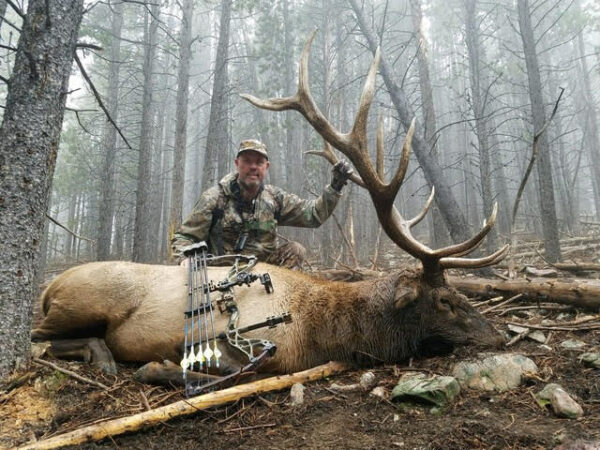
[0,0,599,448]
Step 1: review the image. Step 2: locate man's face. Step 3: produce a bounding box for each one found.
[235,151,270,190]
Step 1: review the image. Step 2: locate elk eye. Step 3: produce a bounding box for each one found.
[439,298,454,312]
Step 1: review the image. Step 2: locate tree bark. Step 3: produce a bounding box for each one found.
[132,2,159,263]
[0,0,7,32]
[516,0,561,262]
[576,29,600,220]
[409,0,448,248]
[348,0,471,245]
[0,0,84,380]
[202,0,232,192]
[450,276,600,311]
[168,0,194,236]
[463,0,497,251]
[96,1,124,261]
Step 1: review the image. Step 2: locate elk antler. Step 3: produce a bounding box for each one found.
[241,30,508,281]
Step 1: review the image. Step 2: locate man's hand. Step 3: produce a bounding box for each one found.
[331,160,354,192]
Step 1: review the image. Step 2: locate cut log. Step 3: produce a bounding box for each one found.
[19,361,347,450]
[449,276,600,311]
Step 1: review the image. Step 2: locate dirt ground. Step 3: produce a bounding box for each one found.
[2,251,600,449]
[1,325,598,450]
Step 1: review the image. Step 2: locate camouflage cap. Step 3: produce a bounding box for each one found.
[237,139,268,160]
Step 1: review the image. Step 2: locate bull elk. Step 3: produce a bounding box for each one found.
[32,32,508,386]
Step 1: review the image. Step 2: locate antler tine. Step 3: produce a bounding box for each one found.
[376,114,385,179]
[433,203,498,259]
[440,244,509,269]
[306,143,366,188]
[351,47,381,156]
[386,118,414,200]
[407,186,435,227]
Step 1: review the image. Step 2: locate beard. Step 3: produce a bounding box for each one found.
[238,175,262,191]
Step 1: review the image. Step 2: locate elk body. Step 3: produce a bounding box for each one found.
[32,261,504,379]
[32,31,508,383]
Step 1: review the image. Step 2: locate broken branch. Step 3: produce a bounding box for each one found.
[20,361,347,450]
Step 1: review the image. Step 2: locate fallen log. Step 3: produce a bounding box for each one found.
[449,276,600,311]
[553,262,600,273]
[19,361,347,450]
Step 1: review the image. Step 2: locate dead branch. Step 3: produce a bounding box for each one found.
[32,358,109,391]
[481,294,523,314]
[73,53,133,150]
[20,361,347,450]
[511,87,564,227]
[46,214,95,243]
[331,213,359,268]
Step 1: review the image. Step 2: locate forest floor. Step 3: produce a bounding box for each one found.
[2,244,600,449]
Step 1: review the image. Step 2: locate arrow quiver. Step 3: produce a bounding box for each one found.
[179,242,289,397]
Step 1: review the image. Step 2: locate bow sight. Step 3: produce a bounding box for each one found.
[179,241,289,397]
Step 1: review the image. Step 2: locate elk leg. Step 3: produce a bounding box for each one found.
[48,338,117,375]
[134,360,242,387]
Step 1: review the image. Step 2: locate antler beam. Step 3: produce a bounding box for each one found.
[241,30,508,277]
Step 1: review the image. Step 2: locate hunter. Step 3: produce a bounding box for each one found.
[171,139,353,268]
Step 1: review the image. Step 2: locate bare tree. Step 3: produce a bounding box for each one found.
[169,0,194,237]
[132,1,160,263]
[348,0,472,244]
[463,0,497,251]
[97,1,124,260]
[516,0,561,262]
[0,0,84,380]
[202,0,232,192]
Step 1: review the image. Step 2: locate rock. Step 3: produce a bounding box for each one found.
[360,372,376,391]
[508,324,529,334]
[539,344,553,352]
[535,383,563,406]
[551,388,584,419]
[560,339,587,350]
[452,354,539,392]
[30,342,50,359]
[580,352,600,369]
[536,384,583,419]
[390,372,460,407]
[289,382,305,406]
[554,439,600,450]
[330,382,359,392]
[525,266,558,277]
[556,313,573,321]
[528,330,546,343]
[369,386,387,399]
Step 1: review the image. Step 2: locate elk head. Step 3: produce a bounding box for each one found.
[241,31,508,353]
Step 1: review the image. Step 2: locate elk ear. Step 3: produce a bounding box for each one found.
[394,286,419,309]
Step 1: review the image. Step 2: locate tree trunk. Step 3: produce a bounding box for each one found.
[348,0,471,245]
[450,276,600,311]
[463,0,497,251]
[96,1,124,261]
[0,0,84,380]
[516,0,561,262]
[169,0,194,236]
[202,0,232,192]
[132,2,159,263]
[409,0,448,248]
[0,0,7,32]
[576,30,600,220]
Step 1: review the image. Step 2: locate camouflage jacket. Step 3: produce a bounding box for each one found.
[171,172,342,261]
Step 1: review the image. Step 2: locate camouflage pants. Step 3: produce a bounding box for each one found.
[266,241,307,270]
